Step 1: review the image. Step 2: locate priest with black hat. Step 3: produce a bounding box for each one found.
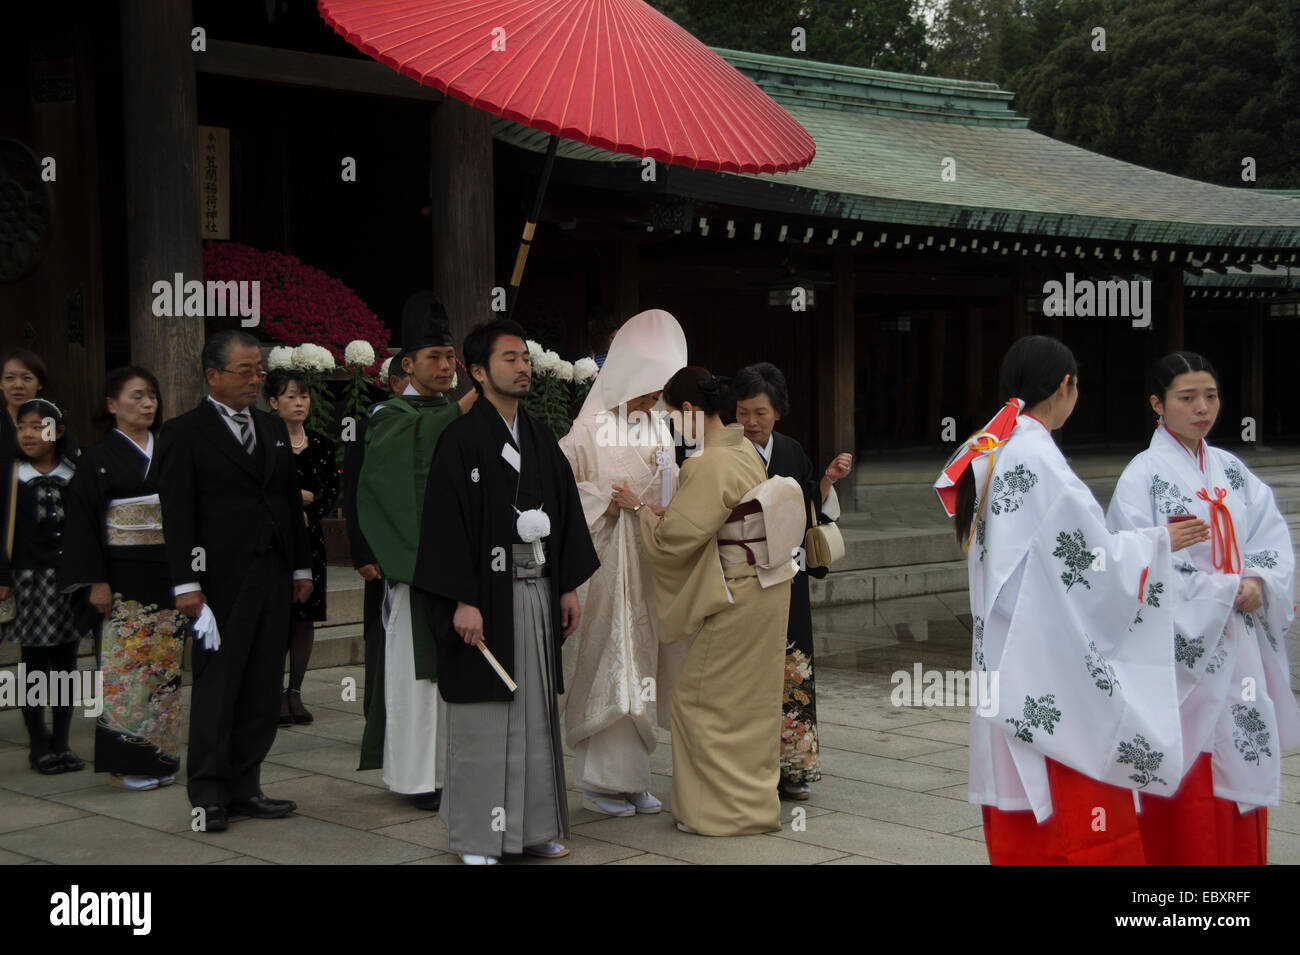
[356,294,476,809]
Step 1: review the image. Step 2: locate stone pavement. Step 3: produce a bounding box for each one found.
[2,588,1299,865]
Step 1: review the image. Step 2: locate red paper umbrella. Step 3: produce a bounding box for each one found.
[318,0,815,174]
[318,0,816,314]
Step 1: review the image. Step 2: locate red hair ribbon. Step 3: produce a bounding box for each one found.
[1195,487,1240,574]
[934,399,1025,518]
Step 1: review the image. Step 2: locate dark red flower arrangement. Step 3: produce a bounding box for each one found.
[202,242,390,373]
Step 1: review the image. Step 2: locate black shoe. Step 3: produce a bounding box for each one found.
[409,790,441,812]
[287,688,313,725]
[195,805,228,832]
[279,691,294,726]
[33,753,65,775]
[59,750,85,772]
[228,793,297,818]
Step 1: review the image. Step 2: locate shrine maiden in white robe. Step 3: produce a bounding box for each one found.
[967,414,1187,821]
[1107,427,1300,809]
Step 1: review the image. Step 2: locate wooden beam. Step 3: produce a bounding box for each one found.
[122,0,204,417]
[198,38,443,102]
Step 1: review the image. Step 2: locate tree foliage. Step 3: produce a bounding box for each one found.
[1013,0,1298,186]
[648,0,930,72]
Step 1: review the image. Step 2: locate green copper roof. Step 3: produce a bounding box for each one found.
[491,48,1300,251]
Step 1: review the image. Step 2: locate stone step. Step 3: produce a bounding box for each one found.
[810,559,968,607]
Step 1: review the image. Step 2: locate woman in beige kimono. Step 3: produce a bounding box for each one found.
[631,367,800,836]
[558,309,687,818]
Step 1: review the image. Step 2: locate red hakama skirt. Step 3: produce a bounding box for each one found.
[1135,753,1267,865]
[982,758,1146,864]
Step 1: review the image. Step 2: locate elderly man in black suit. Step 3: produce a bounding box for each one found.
[159,329,313,832]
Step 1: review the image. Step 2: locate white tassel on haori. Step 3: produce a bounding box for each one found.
[514,506,551,565]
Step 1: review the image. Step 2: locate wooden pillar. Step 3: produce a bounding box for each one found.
[928,311,945,445]
[120,0,203,416]
[820,246,857,512]
[1010,262,1031,339]
[613,237,639,320]
[431,98,495,353]
[1244,301,1264,443]
[963,304,981,432]
[1156,266,1185,352]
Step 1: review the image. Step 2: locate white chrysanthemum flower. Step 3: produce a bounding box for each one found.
[292,343,335,373]
[534,349,561,375]
[268,346,294,370]
[344,340,375,368]
[526,339,544,362]
[379,356,392,380]
[556,360,574,382]
[289,344,314,371]
[572,357,598,383]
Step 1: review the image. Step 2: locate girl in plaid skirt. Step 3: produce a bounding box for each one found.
[0,398,84,774]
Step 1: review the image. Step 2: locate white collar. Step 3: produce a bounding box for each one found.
[207,395,251,418]
[753,432,775,463]
[499,409,519,443]
[115,429,153,461]
[402,383,419,396]
[19,459,74,483]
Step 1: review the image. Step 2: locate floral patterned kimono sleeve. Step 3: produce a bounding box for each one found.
[1236,460,1300,756]
[975,424,1185,821]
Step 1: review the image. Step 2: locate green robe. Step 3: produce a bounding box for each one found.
[356,392,460,770]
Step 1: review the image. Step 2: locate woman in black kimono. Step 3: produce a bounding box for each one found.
[733,363,853,800]
[61,367,185,791]
[265,368,338,725]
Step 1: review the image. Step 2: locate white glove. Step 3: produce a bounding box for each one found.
[192,603,221,652]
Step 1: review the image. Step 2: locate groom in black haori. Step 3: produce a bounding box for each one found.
[413,319,598,865]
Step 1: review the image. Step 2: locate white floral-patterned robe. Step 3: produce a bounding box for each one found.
[1107,426,1300,810]
[966,415,1187,822]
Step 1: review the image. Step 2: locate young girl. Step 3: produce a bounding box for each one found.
[934,336,1211,864]
[1106,351,1300,863]
[0,398,85,774]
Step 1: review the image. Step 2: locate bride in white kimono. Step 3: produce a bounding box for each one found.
[557,309,687,818]
[1107,351,1300,864]
[935,335,1213,864]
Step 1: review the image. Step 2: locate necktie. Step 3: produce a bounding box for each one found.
[231,410,254,454]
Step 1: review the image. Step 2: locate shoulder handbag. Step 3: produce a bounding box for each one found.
[0,461,18,623]
[803,497,844,570]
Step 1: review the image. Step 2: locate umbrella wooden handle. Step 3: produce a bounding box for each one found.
[476,641,518,693]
